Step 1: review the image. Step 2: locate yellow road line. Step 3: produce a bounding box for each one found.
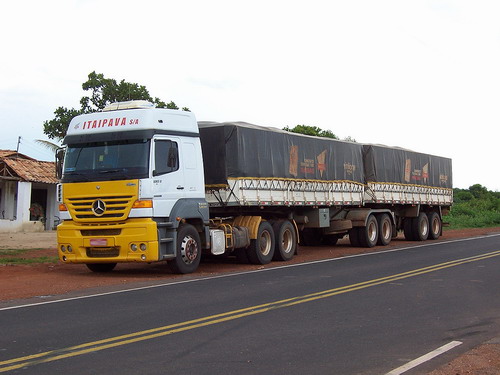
[1,249,499,373]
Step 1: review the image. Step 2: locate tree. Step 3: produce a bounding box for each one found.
[469,184,489,199]
[283,124,356,142]
[43,71,189,141]
[283,125,339,139]
[43,107,82,141]
[34,139,60,153]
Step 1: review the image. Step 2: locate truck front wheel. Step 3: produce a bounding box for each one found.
[169,224,201,274]
[246,221,275,265]
[86,263,117,273]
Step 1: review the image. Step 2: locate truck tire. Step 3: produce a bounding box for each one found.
[246,221,275,264]
[86,263,117,272]
[234,248,250,264]
[169,224,201,274]
[376,214,392,246]
[322,235,339,246]
[358,215,378,248]
[349,228,361,247]
[272,220,296,261]
[392,224,398,239]
[412,212,429,241]
[427,212,442,240]
[300,228,323,246]
[403,218,415,241]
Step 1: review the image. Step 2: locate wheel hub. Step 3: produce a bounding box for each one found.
[181,237,198,263]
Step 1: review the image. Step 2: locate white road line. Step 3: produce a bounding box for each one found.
[1,233,498,311]
[385,341,463,375]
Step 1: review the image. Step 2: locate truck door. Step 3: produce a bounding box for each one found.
[152,137,185,217]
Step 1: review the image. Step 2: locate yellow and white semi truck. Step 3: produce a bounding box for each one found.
[56,101,452,274]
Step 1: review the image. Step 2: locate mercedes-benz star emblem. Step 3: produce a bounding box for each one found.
[92,199,106,216]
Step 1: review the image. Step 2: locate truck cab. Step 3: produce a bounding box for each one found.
[57,101,209,273]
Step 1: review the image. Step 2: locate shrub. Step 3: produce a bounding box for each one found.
[448,185,500,229]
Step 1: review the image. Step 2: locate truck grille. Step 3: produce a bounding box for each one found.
[67,195,134,221]
[86,247,120,258]
[81,229,121,236]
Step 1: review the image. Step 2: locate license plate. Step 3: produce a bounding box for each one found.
[90,238,108,246]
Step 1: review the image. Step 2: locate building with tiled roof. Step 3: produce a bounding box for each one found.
[0,150,35,160]
[0,150,58,232]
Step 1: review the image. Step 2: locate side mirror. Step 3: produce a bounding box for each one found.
[55,148,65,179]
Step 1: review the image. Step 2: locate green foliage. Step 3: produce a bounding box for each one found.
[43,107,83,141]
[283,124,356,142]
[447,185,500,228]
[0,256,59,265]
[44,71,189,140]
[283,125,338,139]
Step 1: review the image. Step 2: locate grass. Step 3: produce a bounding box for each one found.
[0,256,59,265]
[0,248,59,265]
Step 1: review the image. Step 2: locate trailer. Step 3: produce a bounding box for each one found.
[56,101,452,274]
[199,121,452,249]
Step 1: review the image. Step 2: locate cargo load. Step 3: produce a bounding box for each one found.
[362,144,452,189]
[198,121,364,186]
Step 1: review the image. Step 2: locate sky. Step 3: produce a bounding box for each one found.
[1,0,499,191]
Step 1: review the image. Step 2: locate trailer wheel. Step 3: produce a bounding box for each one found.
[358,215,378,248]
[246,221,275,264]
[272,220,296,261]
[169,224,201,274]
[427,212,442,240]
[322,235,339,246]
[412,212,429,241]
[300,228,323,246]
[86,263,117,273]
[349,228,361,247]
[376,214,392,246]
[403,218,415,241]
[392,224,398,239]
[234,248,250,264]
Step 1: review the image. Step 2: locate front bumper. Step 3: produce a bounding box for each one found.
[57,218,160,264]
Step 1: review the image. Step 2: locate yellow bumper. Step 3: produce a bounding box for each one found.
[57,218,159,264]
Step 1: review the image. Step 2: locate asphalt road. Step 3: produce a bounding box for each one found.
[1,234,500,375]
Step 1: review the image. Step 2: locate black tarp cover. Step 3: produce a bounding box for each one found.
[198,122,365,187]
[363,144,452,189]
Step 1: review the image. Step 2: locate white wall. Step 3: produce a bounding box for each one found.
[0,181,52,233]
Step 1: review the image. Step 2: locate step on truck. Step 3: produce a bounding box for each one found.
[56,101,453,274]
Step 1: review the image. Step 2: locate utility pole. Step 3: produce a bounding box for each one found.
[16,136,21,158]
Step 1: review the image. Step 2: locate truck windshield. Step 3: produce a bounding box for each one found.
[62,139,150,182]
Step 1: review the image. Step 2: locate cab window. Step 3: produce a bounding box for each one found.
[154,140,179,176]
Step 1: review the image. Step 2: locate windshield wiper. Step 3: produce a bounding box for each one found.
[98,169,123,174]
[63,172,90,181]
[98,168,132,180]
